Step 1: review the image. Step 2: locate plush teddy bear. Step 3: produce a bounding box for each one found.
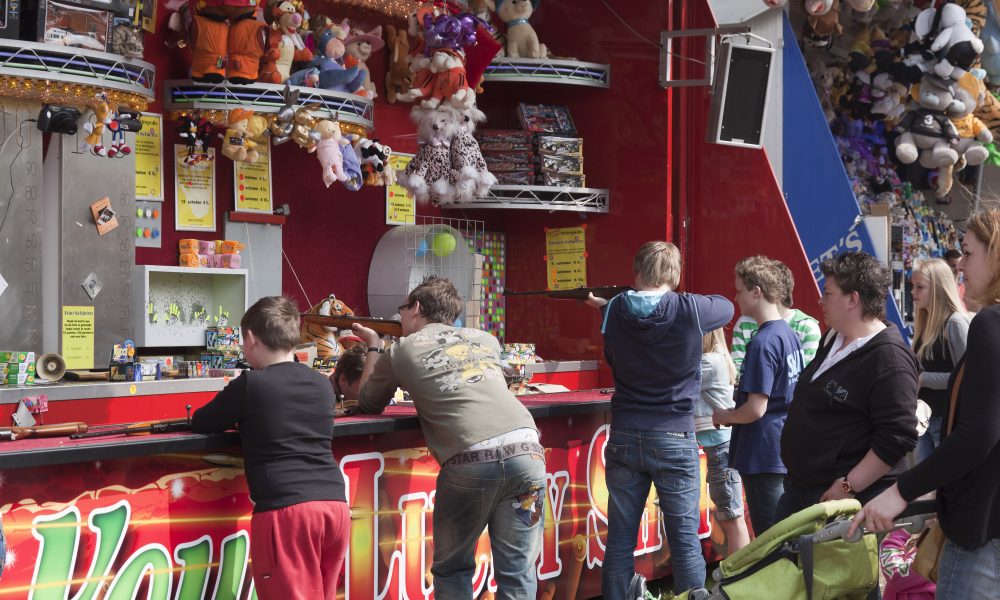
[948,72,994,168]
[384,25,413,104]
[291,103,322,151]
[895,76,962,196]
[399,106,459,204]
[186,0,268,84]
[311,119,351,187]
[915,4,985,80]
[222,108,260,163]
[288,20,366,92]
[446,105,497,202]
[344,26,385,98]
[494,0,546,58]
[259,0,313,84]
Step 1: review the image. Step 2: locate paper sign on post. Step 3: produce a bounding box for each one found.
[234,138,272,213]
[545,226,587,290]
[62,306,94,369]
[135,114,163,200]
[175,144,216,231]
[386,153,415,225]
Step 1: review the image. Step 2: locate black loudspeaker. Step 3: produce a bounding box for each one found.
[707,42,774,149]
[37,105,81,135]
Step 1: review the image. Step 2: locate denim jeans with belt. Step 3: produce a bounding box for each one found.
[432,452,546,600]
[602,428,706,598]
[937,537,1000,599]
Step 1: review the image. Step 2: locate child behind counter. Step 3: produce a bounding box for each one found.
[191,296,349,600]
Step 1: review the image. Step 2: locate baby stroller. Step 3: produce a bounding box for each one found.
[672,499,934,600]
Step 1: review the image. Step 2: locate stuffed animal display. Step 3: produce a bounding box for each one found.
[312,118,352,187]
[81,93,114,157]
[492,0,547,58]
[288,19,366,92]
[801,0,972,270]
[188,0,268,84]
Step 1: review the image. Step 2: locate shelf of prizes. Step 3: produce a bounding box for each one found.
[0,0,736,598]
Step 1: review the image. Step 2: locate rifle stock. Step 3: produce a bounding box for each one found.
[503,285,632,301]
[301,313,403,337]
[0,422,88,440]
[69,405,193,440]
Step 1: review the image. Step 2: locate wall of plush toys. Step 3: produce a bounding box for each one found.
[800,0,999,201]
[157,0,560,203]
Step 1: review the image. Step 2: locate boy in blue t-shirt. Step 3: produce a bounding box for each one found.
[714,256,804,536]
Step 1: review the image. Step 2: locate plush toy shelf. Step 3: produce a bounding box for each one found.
[482,58,610,88]
[163,80,374,130]
[0,39,156,105]
[442,185,609,213]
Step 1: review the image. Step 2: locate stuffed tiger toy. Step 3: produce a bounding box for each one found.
[954,0,988,36]
[301,294,355,360]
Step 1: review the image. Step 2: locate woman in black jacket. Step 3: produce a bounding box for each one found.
[851,209,1000,597]
[775,252,919,521]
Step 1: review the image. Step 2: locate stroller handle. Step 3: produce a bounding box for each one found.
[841,500,937,543]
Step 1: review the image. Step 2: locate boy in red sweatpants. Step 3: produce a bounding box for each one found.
[192,296,349,599]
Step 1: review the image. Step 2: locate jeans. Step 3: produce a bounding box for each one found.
[703,442,744,521]
[432,452,546,600]
[914,415,943,464]
[602,429,705,598]
[937,537,1000,599]
[741,473,785,536]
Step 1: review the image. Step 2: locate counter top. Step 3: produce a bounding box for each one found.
[0,378,231,404]
[0,390,613,469]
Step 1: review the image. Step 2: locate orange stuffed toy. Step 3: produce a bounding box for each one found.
[258,0,312,84]
[189,0,268,84]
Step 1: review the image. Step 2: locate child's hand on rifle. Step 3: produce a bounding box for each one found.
[585,293,608,309]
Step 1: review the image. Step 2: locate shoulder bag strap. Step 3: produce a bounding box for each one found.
[945,364,966,437]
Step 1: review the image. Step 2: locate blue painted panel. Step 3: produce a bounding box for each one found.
[781,13,906,334]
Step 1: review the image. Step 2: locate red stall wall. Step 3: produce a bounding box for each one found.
[678,1,821,323]
[135,1,814,361]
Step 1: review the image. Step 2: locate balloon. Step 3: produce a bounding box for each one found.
[416,238,430,258]
[431,232,456,257]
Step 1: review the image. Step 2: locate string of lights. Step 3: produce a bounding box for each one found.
[0,77,149,112]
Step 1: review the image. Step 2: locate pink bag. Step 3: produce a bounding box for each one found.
[881,529,936,600]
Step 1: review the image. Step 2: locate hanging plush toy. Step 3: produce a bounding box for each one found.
[311,119,352,187]
[177,111,214,164]
[221,108,260,163]
[259,0,313,84]
[914,3,985,80]
[288,20,366,92]
[447,105,496,202]
[384,25,413,103]
[354,137,394,186]
[399,106,459,204]
[82,92,113,157]
[106,108,139,158]
[947,72,994,170]
[269,84,299,146]
[188,0,268,84]
[895,76,962,197]
[291,103,322,151]
[344,26,385,98]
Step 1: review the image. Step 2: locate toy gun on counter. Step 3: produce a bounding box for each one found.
[301,314,403,337]
[69,405,192,440]
[0,422,88,441]
[503,285,633,301]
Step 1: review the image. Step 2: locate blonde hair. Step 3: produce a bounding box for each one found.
[912,259,968,361]
[702,328,737,385]
[633,241,681,288]
[965,207,1000,306]
[735,255,787,305]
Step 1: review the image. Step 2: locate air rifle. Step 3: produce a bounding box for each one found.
[69,405,192,440]
[503,285,633,301]
[301,313,403,337]
[0,422,88,441]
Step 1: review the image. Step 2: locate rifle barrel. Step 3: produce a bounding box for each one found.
[301,313,403,336]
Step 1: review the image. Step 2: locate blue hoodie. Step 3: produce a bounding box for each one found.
[601,291,735,432]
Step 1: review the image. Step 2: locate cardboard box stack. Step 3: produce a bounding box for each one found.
[1,351,36,386]
[516,103,585,188]
[203,327,243,371]
[474,130,535,186]
[179,239,244,269]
